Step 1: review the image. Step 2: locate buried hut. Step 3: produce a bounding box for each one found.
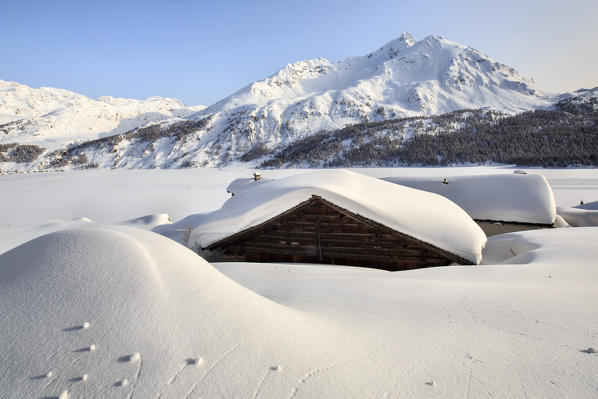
[382,172,557,236]
[190,170,487,271]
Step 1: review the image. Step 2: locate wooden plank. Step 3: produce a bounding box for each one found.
[310,196,473,265]
[321,247,425,257]
[236,244,319,256]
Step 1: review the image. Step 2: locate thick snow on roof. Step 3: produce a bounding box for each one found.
[225,177,275,196]
[192,170,487,264]
[382,173,556,224]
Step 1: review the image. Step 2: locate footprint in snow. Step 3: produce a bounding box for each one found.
[118,352,141,363]
[31,371,54,380]
[39,390,68,399]
[74,344,96,352]
[115,378,129,387]
[186,356,203,366]
[62,321,90,331]
[167,356,204,385]
[69,374,89,383]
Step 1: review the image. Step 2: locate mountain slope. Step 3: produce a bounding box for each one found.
[553,87,598,113]
[184,32,553,162]
[0,33,578,171]
[0,80,205,151]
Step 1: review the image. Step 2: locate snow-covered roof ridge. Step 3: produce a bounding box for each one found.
[225,176,275,196]
[382,173,557,225]
[191,170,487,264]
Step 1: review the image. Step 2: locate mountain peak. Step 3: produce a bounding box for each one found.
[398,32,416,45]
[382,32,416,49]
[1,33,559,171]
[369,32,416,62]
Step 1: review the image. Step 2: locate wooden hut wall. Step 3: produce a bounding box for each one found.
[211,197,465,271]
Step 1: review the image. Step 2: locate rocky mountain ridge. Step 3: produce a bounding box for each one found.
[2,33,595,172]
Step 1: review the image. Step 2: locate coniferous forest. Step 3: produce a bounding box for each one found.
[260,101,598,168]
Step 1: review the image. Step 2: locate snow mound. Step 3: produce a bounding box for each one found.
[191,170,487,264]
[576,200,598,210]
[120,213,172,230]
[382,173,556,224]
[481,227,598,279]
[556,206,598,227]
[0,217,94,254]
[0,225,362,398]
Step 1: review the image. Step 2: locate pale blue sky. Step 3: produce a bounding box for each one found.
[3,0,597,105]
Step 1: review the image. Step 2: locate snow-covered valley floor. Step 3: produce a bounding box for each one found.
[1,166,597,398]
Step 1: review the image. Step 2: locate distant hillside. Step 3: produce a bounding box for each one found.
[0,79,204,151]
[261,106,598,168]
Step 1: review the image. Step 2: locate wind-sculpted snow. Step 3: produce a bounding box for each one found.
[1,168,598,397]
[0,225,369,398]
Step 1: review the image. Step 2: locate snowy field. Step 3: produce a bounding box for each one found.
[1,166,597,398]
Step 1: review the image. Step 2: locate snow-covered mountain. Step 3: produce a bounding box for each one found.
[0,80,205,150]
[186,33,553,159]
[0,33,585,171]
[554,87,598,113]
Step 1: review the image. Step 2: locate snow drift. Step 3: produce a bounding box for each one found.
[556,206,598,227]
[1,168,597,398]
[0,225,367,398]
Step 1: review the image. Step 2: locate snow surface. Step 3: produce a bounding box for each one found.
[577,200,598,210]
[382,173,556,224]
[214,227,598,398]
[1,166,596,251]
[0,225,368,398]
[226,177,276,196]
[190,170,487,264]
[1,167,597,398]
[556,206,598,227]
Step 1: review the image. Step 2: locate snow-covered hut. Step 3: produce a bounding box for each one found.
[191,170,487,271]
[382,173,556,236]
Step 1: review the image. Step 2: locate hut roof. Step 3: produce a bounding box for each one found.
[382,173,556,225]
[226,177,275,196]
[191,170,487,264]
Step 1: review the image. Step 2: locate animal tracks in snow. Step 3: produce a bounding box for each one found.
[252,365,282,399]
[288,354,371,399]
[34,322,150,398]
[167,357,204,385]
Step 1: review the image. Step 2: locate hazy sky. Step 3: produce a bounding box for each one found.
[3,0,597,106]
